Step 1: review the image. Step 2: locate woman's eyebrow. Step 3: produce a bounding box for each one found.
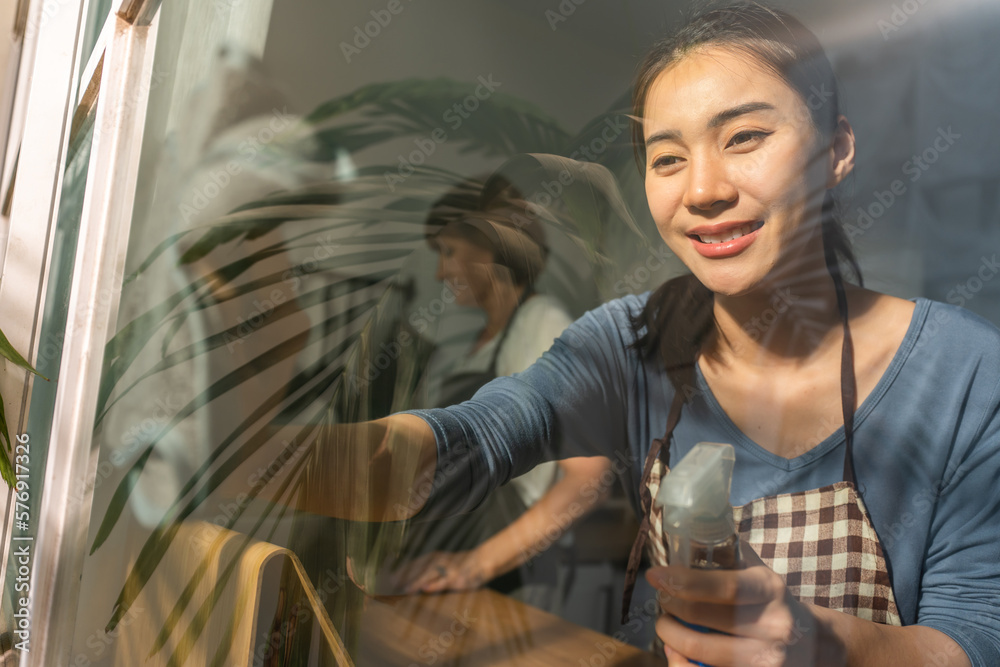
[707,101,775,128]
[645,102,777,147]
[645,129,682,147]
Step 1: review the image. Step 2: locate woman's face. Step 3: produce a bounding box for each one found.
[642,47,837,297]
[433,233,497,308]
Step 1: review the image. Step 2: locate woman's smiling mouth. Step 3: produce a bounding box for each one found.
[688,220,765,258]
[691,220,764,244]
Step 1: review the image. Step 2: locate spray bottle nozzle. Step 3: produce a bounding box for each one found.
[655,442,736,545]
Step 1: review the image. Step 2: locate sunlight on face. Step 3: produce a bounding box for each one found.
[642,47,833,297]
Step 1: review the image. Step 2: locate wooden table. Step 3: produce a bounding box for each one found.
[355,589,667,666]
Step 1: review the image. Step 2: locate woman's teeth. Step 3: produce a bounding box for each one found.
[696,221,762,244]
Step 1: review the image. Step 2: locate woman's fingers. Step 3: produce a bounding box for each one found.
[655,613,776,667]
[646,552,823,664]
[401,554,449,593]
[658,596,768,636]
[400,552,485,593]
[647,563,782,606]
[419,574,453,593]
[663,644,694,666]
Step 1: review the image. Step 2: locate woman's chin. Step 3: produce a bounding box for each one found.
[691,271,761,298]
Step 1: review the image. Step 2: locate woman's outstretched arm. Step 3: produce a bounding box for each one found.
[298,414,437,522]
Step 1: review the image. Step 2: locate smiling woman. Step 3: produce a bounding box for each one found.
[353,3,1000,667]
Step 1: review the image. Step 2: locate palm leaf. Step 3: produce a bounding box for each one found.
[0,325,47,486]
[89,77,650,652]
[303,78,572,158]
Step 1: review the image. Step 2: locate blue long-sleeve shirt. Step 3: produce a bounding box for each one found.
[409,294,1000,666]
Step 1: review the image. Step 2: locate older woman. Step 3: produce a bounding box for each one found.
[396,196,611,612]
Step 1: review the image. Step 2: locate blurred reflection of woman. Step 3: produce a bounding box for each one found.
[398,195,611,613]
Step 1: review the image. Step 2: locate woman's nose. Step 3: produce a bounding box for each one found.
[681,154,738,212]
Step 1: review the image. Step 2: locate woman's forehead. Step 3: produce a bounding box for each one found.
[643,48,801,132]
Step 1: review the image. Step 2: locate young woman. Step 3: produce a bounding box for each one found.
[303,3,1000,664]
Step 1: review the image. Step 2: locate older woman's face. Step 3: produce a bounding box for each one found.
[433,234,497,308]
[642,47,833,297]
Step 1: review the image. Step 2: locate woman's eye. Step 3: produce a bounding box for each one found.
[727,130,770,148]
[650,155,681,169]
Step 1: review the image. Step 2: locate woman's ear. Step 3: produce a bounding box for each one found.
[827,115,856,188]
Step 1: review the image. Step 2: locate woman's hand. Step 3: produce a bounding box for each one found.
[646,546,845,667]
[401,549,496,594]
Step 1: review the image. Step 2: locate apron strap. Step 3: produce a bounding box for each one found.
[822,231,859,488]
[621,389,685,624]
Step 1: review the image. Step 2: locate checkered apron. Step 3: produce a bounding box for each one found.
[621,390,902,627]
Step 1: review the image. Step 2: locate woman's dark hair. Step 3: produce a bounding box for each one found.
[629,2,862,389]
[425,180,548,287]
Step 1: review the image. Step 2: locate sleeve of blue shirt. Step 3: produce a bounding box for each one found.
[916,371,1000,667]
[405,298,636,519]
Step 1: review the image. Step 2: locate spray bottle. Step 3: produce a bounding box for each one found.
[655,442,742,667]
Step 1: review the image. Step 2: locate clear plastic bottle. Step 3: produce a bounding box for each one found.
[655,442,742,667]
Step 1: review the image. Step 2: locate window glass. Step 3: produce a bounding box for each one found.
[64,1,1000,664]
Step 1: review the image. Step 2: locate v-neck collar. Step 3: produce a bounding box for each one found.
[690,298,931,471]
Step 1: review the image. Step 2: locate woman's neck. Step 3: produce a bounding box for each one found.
[478,282,528,343]
[707,272,851,369]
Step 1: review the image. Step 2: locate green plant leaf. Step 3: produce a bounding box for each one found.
[302,78,572,158]
[0,396,13,488]
[0,325,47,380]
[0,325,48,487]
